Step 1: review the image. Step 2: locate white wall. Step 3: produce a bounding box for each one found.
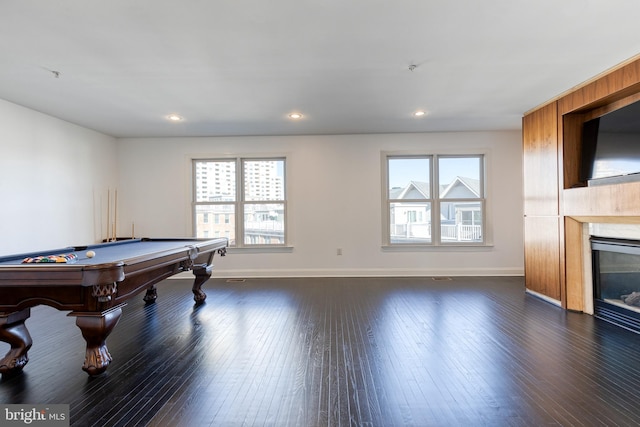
[117,131,524,277]
[0,99,117,255]
[0,98,523,277]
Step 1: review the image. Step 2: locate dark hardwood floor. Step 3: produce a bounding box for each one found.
[1,276,640,426]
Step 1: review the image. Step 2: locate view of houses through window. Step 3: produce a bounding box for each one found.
[193,158,286,246]
[387,154,485,245]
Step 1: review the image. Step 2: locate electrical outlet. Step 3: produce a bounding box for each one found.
[337,248,342,255]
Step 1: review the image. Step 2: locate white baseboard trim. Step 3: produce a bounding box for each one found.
[170,267,524,279]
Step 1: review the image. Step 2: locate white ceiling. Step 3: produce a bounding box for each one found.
[1,1,638,138]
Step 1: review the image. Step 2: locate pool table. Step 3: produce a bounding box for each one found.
[0,237,227,376]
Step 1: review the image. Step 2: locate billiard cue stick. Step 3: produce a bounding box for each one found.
[114,189,118,241]
[107,189,110,242]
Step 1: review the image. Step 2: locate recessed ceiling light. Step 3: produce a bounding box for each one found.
[167,114,183,121]
[288,113,303,119]
[413,110,427,117]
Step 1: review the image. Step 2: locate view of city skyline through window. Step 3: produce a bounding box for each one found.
[193,158,286,246]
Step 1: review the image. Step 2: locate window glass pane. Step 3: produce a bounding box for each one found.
[388,157,430,199]
[389,202,431,244]
[243,159,285,201]
[438,157,481,198]
[195,204,236,245]
[440,201,483,242]
[194,157,287,247]
[244,203,285,245]
[195,160,236,202]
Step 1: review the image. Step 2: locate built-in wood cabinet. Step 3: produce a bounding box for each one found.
[522,103,559,216]
[523,216,561,301]
[523,54,640,310]
[522,102,562,301]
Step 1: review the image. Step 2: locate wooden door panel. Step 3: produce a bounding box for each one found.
[524,216,561,301]
[523,103,559,216]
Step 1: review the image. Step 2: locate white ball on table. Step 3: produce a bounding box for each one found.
[86,250,96,258]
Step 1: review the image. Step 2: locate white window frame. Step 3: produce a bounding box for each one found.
[383,152,487,247]
[192,157,288,248]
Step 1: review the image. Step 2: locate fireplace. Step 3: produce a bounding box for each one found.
[591,236,640,333]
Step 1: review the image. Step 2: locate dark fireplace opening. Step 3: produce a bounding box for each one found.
[591,236,640,333]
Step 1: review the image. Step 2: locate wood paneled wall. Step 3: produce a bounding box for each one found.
[522,103,562,301]
[523,217,561,301]
[522,54,640,310]
[557,60,640,115]
[522,103,559,215]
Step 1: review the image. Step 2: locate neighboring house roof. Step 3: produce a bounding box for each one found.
[440,177,480,198]
[395,181,430,199]
[389,187,404,199]
[392,178,479,200]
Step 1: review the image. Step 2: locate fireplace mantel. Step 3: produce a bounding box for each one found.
[564,181,640,220]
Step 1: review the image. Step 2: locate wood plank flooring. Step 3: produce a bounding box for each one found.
[1,276,640,426]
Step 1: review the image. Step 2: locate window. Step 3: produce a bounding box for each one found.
[193,158,287,247]
[384,154,485,246]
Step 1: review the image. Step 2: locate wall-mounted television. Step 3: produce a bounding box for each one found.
[581,100,640,186]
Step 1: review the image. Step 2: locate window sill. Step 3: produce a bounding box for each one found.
[381,244,494,252]
[226,246,294,254]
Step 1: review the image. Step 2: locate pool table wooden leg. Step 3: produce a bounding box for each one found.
[192,264,213,304]
[0,308,32,375]
[71,306,122,376]
[143,285,158,304]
